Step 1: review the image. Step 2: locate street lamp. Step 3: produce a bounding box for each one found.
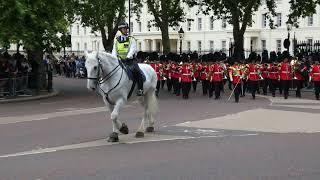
[178,27,184,54]
[284,23,293,52]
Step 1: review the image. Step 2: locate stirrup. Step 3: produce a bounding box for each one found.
[137,89,144,96]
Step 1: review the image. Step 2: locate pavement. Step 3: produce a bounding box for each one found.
[0,90,59,104]
[0,77,320,180]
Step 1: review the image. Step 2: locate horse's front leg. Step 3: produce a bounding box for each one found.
[108,99,129,142]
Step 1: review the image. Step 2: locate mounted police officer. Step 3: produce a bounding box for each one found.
[112,22,144,96]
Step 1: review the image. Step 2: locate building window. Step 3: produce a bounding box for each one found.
[276,40,281,52]
[307,38,313,45]
[77,25,80,35]
[84,42,87,50]
[222,40,226,53]
[136,22,141,32]
[198,18,202,31]
[276,13,282,27]
[209,41,214,52]
[147,21,151,31]
[157,26,160,31]
[308,15,313,26]
[262,14,267,28]
[187,41,191,51]
[261,40,267,50]
[84,27,86,35]
[77,42,80,52]
[130,22,133,33]
[198,41,202,52]
[138,42,142,50]
[187,20,192,31]
[221,17,226,29]
[210,16,214,30]
[69,25,72,34]
[97,41,100,51]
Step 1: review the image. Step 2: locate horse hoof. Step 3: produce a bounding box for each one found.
[146,127,154,133]
[107,132,119,142]
[135,132,144,138]
[119,123,129,134]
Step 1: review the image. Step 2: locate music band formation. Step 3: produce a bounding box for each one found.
[138,51,320,102]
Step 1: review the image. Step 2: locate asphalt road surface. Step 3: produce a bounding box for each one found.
[0,77,320,180]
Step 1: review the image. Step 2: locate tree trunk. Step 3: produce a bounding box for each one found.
[100,27,115,52]
[233,29,245,60]
[160,24,171,54]
[27,49,45,94]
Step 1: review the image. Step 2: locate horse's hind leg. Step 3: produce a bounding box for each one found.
[145,91,158,133]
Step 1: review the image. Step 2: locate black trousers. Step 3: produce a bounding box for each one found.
[202,80,209,95]
[248,80,258,98]
[277,80,282,94]
[161,80,165,89]
[269,79,278,96]
[156,80,160,96]
[214,81,223,99]
[181,82,191,99]
[314,81,320,99]
[209,81,214,98]
[124,59,143,90]
[295,79,303,97]
[241,80,247,96]
[192,78,198,92]
[233,83,241,102]
[262,78,268,95]
[281,80,291,98]
[173,78,181,95]
[167,78,173,92]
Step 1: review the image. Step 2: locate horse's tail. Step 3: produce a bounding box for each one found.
[147,90,159,115]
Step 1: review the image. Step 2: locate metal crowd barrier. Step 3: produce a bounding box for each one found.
[0,74,30,97]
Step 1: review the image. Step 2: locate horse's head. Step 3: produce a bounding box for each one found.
[85,51,100,91]
[85,51,118,91]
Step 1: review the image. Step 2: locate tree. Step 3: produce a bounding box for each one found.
[71,0,126,51]
[0,0,69,91]
[132,0,185,54]
[185,0,277,59]
[287,0,319,26]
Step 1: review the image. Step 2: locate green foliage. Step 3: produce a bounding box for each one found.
[0,0,69,51]
[71,0,126,51]
[288,0,319,27]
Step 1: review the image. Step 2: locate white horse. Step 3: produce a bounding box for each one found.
[85,51,158,142]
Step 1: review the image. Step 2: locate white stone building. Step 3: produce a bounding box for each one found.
[69,0,320,56]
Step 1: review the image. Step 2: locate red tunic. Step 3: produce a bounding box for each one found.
[279,62,292,80]
[248,64,259,81]
[311,65,320,81]
[200,64,209,80]
[268,64,279,80]
[180,64,192,83]
[212,63,224,82]
[260,64,269,79]
[229,65,242,85]
[150,63,161,80]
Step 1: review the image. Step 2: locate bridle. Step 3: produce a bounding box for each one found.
[87,54,124,105]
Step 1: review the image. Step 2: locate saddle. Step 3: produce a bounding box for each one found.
[118,60,146,99]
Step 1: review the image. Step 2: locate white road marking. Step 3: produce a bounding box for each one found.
[0,133,258,159]
[0,105,132,125]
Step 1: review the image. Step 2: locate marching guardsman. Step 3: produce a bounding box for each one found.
[171,55,179,95]
[212,59,225,99]
[292,59,307,98]
[260,63,269,95]
[240,60,249,97]
[174,55,182,96]
[247,59,260,99]
[229,61,243,103]
[190,52,199,92]
[180,59,192,99]
[268,61,280,97]
[159,55,166,89]
[200,55,209,95]
[166,53,174,92]
[310,60,320,100]
[279,56,293,99]
[149,58,161,97]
